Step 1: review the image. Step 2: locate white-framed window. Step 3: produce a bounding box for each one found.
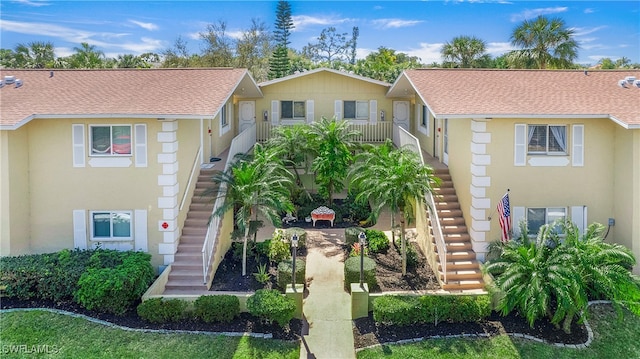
[221,103,228,127]
[281,100,306,120]
[89,125,132,156]
[343,100,369,120]
[527,125,567,155]
[526,207,566,235]
[90,211,132,241]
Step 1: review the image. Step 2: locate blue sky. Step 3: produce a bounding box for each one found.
[1,0,639,66]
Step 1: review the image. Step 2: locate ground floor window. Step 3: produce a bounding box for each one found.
[526,207,566,235]
[281,100,306,120]
[91,211,132,240]
[343,100,368,120]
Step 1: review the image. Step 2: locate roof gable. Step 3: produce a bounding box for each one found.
[0,68,260,129]
[259,67,390,88]
[393,69,640,129]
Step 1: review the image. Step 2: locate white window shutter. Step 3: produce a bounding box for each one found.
[72,124,85,168]
[134,209,148,252]
[73,210,87,249]
[134,124,147,167]
[306,100,314,123]
[369,100,377,124]
[572,124,584,167]
[512,206,525,238]
[514,124,526,166]
[271,100,279,125]
[415,104,421,126]
[334,100,342,120]
[571,206,587,235]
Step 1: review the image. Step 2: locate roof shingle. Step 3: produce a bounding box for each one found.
[0,68,249,129]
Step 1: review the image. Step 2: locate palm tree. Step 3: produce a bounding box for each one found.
[308,116,361,205]
[510,15,579,69]
[350,143,440,275]
[441,35,489,68]
[13,41,55,68]
[485,222,586,333]
[267,124,311,188]
[210,144,293,276]
[69,42,105,68]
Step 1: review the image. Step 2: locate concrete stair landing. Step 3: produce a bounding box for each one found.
[163,167,219,293]
[430,168,485,292]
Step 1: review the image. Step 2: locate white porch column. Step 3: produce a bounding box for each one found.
[469,119,491,261]
[157,120,180,266]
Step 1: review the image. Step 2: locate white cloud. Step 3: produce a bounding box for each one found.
[486,42,514,56]
[292,15,354,31]
[128,20,159,31]
[510,7,568,22]
[584,8,595,14]
[572,26,607,37]
[12,0,50,7]
[372,18,423,29]
[404,42,444,64]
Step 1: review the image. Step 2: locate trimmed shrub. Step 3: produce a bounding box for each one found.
[284,227,307,249]
[268,230,291,263]
[345,227,366,246]
[364,229,389,254]
[193,295,240,323]
[247,289,296,327]
[373,295,422,325]
[344,256,377,291]
[277,258,306,290]
[0,253,52,300]
[137,298,188,323]
[75,251,155,315]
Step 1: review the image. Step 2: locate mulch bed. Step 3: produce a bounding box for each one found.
[1,233,588,348]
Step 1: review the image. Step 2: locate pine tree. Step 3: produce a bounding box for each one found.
[269,1,294,79]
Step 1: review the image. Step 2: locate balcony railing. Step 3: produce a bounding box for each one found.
[256,120,393,143]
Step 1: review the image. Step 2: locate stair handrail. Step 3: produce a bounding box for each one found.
[201,123,257,284]
[180,147,203,211]
[392,123,447,284]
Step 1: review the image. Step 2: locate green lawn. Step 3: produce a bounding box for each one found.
[357,304,640,359]
[0,310,299,359]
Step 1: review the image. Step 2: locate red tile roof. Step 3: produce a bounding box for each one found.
[0,68,251,129]
[400,69,640,128]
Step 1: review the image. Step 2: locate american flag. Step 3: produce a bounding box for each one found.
[497,192,511,242]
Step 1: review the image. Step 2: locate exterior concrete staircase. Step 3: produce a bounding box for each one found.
[430,168,485,292]
[163,167,219,294]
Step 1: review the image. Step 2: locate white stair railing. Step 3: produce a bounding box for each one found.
[392,124,447,284]
[201,123,257,284]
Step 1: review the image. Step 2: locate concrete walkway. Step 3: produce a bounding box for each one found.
[300,229,356,359]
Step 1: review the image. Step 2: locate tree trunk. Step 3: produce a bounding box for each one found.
[390,214,396,246]
[242,227,250,276]
[401,218,406,276]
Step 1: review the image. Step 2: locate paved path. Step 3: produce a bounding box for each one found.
[300,229,356,359]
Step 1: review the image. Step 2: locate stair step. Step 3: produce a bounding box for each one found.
[185,218,209,227]
[445,242,472,251]
[171,262,203,271]
[446,251,476,261]
[443,233,471,242]
[168,269,204,281]
[434,187,456,195]
[439,260,481,271]
[176,243,202,253]
[179,234,205,245]
[435,194,458,202]
[436,202,460,210]
[437,209,463,217]
[175,252,201,260]
[182,227,207,236]
[442,225,468,234]
[439,217,465,225]
[443,270,483,281]
[442,280,485,291]
[436,174,452,181]
[165,280,208,291]
[187,210,212,219]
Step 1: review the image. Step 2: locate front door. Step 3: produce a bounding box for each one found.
[239,101,255,132]
[393,101,410,131]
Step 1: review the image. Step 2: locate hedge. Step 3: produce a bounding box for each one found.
[344,256,377,291]
[193,295,240,323]
[277,258,306,290]
[373,294,492,326]
[364,229,389,254]
[247,289,296,327]
[137,298,188,323]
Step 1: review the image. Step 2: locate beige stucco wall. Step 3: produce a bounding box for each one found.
[256,71,393,123]
[0,128,31,255]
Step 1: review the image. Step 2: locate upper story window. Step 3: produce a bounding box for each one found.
[343,100,369,120]
[528,125,567,155]
[281,100,306,120]
[90,125,132,156]
[91,211,132,241]
[526,207,566,235]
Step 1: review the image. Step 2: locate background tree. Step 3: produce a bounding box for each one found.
[200,20,234,67]
[161,36,195,67]
[349,26,359,65]
[235,18,272,82]
[11,41,55,68]
[303,27,351,65]
[267,124,311,188]
[66,42,105,68]
[354,47,422,83]
[269,0,294,79]
[441,35,489,68]
[510,15,579,69]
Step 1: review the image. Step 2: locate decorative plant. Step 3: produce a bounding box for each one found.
[253,263,271,286]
